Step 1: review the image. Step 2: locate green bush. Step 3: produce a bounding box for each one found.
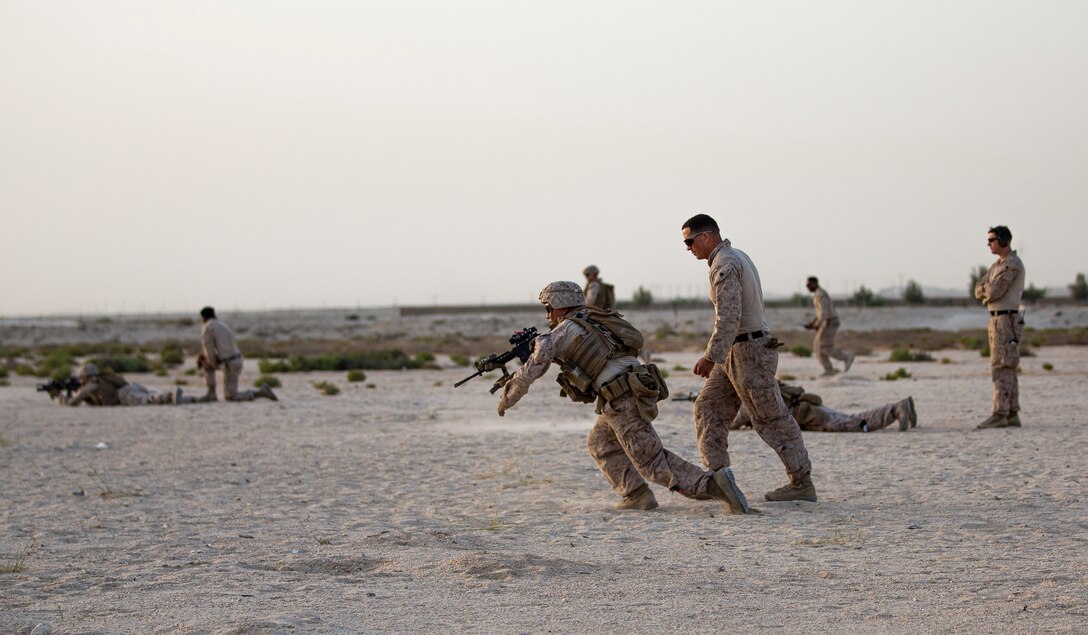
[184,368,198,376]
[154,368,168,377]
[980,347,990,357]
[89,354,152,374]
[254,375,282,388]
[312,381,340,396]
[413,352,436,364]
[174,379,188,386]
[160,344,185,366]
[0,367,7,379]
[1042,363,1054,371]
[259,350,421,373]
[888,348,934,363]
[940,357,952,365]
[790,345,812,358]
[903,280,926,304]
[38,351,76,379]
[655,324,677,339]
[347,370,367,382]
[851,285,885,307]
[1070,273,1088,302]
[672,364,689,371]
[1021,283,1047,304]
[881,367,912,381]
[632,286,654,308]
[14,364,35,376]
[450,354,471,367]
[959,337,984,350]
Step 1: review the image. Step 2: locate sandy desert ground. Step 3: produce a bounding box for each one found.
[2,308,1088,633]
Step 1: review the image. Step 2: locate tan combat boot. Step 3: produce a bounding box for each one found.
[977,414,1008,429]
[844,353,856,372]
[707,467,749,514]
[258,385,279,401]
[1006,412,1021,427]
[615,484,658,511]
[896,397,917,431]
[764,474,818,502]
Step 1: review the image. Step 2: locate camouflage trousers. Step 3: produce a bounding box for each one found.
[988,313,1022,416]
[118,383,172,406]
[693,339,812,482]
[801,402,898,432]
[587,392,713,499]
[204,357,257,401]
[815,318,850,372]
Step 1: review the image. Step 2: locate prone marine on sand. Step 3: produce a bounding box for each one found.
[491,280,751,514]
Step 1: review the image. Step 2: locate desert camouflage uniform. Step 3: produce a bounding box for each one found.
[808,286,850,372]
[499,315,716,499]
[201,318,257,401]
[584,280,605,308]
[695,240,812,482]
[63,374,174,406]
[975,251,1025,417]
[734,384,902,432]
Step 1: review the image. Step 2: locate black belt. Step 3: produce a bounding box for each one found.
[220,354,242,363]
[990,310,1017,316]
[734,330,767,343]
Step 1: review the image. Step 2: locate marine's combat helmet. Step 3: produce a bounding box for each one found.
[539,281,586,309]
[78,363,100,379]
[582,265,600,277]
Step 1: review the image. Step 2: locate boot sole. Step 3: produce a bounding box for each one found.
[712,468,749,514]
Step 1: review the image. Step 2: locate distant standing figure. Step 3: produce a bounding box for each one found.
[804,276,855,375]
[974,226,1025,429]
[582,265,616,310]
[681,213,816,503]
[60,363,195,406]
[199,307,278,402]
[732,381,917,432]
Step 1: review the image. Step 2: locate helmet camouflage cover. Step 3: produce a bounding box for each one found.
[582,265,599,276]
[539,281,586,309]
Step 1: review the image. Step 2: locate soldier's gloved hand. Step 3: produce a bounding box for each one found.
[196,353,207,371]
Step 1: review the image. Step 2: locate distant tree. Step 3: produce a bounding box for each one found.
[790,292,810,307]
[851,285,885,307]
[969,265,989,304]
[632,286,654,308]
[1021,283,1047,305]
[903,279,926,305]
[1071,273,1088,302]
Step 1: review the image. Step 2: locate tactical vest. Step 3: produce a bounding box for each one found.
[555,307,643,403]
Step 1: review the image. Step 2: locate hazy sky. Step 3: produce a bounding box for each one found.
[2,1,1086,316]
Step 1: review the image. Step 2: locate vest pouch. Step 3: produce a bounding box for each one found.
[642,363,669,402]
[556,371,596,404]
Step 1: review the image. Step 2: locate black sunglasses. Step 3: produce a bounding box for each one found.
[683,231,710,247]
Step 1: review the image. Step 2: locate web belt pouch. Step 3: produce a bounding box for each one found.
[597,372,631,403]
[624,366,664,422]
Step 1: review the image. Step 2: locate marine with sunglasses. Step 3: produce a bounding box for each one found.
[681,213,817,503]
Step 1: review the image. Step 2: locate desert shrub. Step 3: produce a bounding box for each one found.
[1020,347,1035,357]
[790,293,810,307]
[1042,363,1054,371]
[1021,284,1047,304]
[174,379,188,386]
[851,285,885,307]
[347,370,367,382]
[0,367,7,379]
[959,337,984,350]
[888,348,934,362]
[655,324,677,339]
[980,347,990,357]
[37,351,76,379]
[0,379,9,387]
[658,368,669,378]
[940,357,952,364]
[672,364,689,371]
[881,367,912,381]
[632,286,654,308]
[14,364,36,376]
[254,375,282,388]
[184,367,198,376]
[413,352,436,364]
[790,345,812,358]
[260,350,421,373]
[154,368,168,377]
[1070,273,1088,302]
[450,354,471,367]
[312,381,340,396]
[89,354,152,374]
[779,373,797,381]
[903,280,926,304]
[160,344,185,366]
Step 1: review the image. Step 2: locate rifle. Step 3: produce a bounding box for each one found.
[671,391,699,402]
[455,327,539,394]
[37,376,81,399]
